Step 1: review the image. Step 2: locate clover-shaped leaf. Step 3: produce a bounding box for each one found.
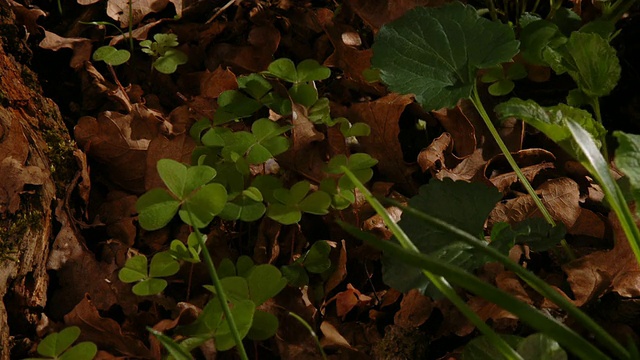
[246,264,288,305]
[154,48,188,74]
[136,189,180,231]
[93,45,130,66]
[247,310,279,341]
[303,241,332,273]
[35,326,97,360]
[119,253,180,296]
[266,58,330,83]
[214,90,262,124]
[178,183,228,228]
[326,153,378,190]
[371,2,519,110]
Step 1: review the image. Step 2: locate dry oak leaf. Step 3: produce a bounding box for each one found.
[432,104,476,159]
[199,66,238,98]
[347,93,418,190]
[417,132,452,173]
[329,283,372,319]
[39,31,92,69]
[64,295,151,357]
[563,206,640,306]
[488,177,581,229]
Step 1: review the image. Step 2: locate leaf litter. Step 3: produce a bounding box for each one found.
[8,0,640,358]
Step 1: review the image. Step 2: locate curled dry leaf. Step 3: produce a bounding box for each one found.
[417,132,452,173]
[329,283,372,319]
[485,148,556,193]
[64,295,152,357]
[320,321,354,350]
[8,0,45,35]
[563,205,640,306]
[435,148,487,182]
[394,289,433,328]
[488,177,581,229]
[432,104,476,159]
[39,31,92,69]
[347,93,418,191]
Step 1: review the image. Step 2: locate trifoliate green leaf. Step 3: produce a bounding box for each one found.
[119,255,148,283]
[136,189,180,230]
[179,183,227,228]
[58,342,98,360]
[37,326,81,357]
[132,278,167,295]
[149,252,180,278]
[247,310,279,341]
[296,59,331,82]
[371,2,519,110]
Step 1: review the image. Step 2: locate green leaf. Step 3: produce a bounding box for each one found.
[148,328,193,360]
[119,255,148,283]
[59,341,98,360]
[480,66,505,83]
[157,159,188,197]
[246,264,287,305]
[132,278,168,295]
[267,203,301,225]
[371,2,519,110]
[218,276,250,303]
[303,241,331,273]
[154,48,188,74]
[220,195,266,222]
[494,98,606,150]
[184,165,217,197]
[214,299,255,351]
[93,45,130,66]
[136,189,180,230]
[218,258,237,278]
[517,333,567,360]
[289,83,318,107]
[296,59,331,82]
[252,175,283,204]
[519,20,565,65]
[237,73,272,99]
[281,264,309,287]
[149,252,180,278]
[289,181,311,204]
[236,255,255,277]
[266,58,298,83]
[463,335,523,360]
[488,79,515,96]
[385,178,502,296]
[247,310,279,341]
[214,90,262,125]
[550,32,620,98]
[37,326,81,357]
[298,191,331,215]
[179,183,227,228]
[614,131,640,213]
[340,121,371,137]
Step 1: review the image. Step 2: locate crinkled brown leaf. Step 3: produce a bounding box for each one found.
[432,105,476,159]
[39,31,92,69]
[107,0,170,27]
[417,132,452,173]
[394,289,433,328]
[347,93,417,190]
[489,177,581,229]
[563,206,640,306]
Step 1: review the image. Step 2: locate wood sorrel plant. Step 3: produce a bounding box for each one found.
[120,59,373,359]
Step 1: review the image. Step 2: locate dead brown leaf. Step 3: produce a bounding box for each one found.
[39,31,92,69]
[347,93,418,191]
[329,283,372,319]
[394,289,433,328]
[199,66,238,98]
[206,24,280,73]
[432,105,476,159]
[64,295,151,357]
[485,148,556,193]
[489,177,581,229]
[320,321,354,350]
[563,206,640,306]
[417,132,452,173]
[107,0,170,28]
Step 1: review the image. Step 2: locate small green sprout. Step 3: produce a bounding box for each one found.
[140,33,188,74]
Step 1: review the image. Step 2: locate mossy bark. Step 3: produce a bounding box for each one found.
[0,2,76,357]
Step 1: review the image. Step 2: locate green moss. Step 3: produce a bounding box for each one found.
[0,201,43,261]
[43,129,78,198]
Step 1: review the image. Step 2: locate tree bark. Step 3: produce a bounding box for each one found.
[0,2,77,357]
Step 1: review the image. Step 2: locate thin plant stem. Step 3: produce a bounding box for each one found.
[343,166,524,360]
[187,209,249,360]
[471,86,575,260]
[385,198,630,360]
[128,0,134,52]
[591,97,610,162]
[486,0,498,21]
[287,312,327,360]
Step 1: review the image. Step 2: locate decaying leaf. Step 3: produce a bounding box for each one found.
[39,31,92,69]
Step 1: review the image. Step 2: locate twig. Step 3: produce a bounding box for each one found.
[206,0,238,24]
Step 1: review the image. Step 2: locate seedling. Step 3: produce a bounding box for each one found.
[92,45,130,66]
[25,326,97,360]
[140,33,188,74]
[480,62,528,96]
[118,252,180,295]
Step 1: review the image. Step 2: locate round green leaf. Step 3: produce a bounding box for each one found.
[488,79,515,96]
[298,191,331,215]
[214,300,255,351]
[37,326,81,357]
[371,2,519,110]
[132,278,168,296]
[220,276,250,303]
[136,189,180,230]
[289,181,311,204]
[517,333,567,360]
[180,183,228,228]
[247,310,279,341]
[267,58,298,83]
[149,251,180,278]
[236,255,255,277]
[281,264,309,287]
[303,241,332,273]
[246,264,287,305]
[93,45,117,61]
[59,342,98,360]
[267,203,301,225]
[296,59,331,82]
[247,143,273,164]
[93,46,130,66]
[289,83,318,107]
[184,165,217,196]
[118,255,148,283]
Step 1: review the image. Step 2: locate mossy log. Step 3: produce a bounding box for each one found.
[0,2,79,357]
